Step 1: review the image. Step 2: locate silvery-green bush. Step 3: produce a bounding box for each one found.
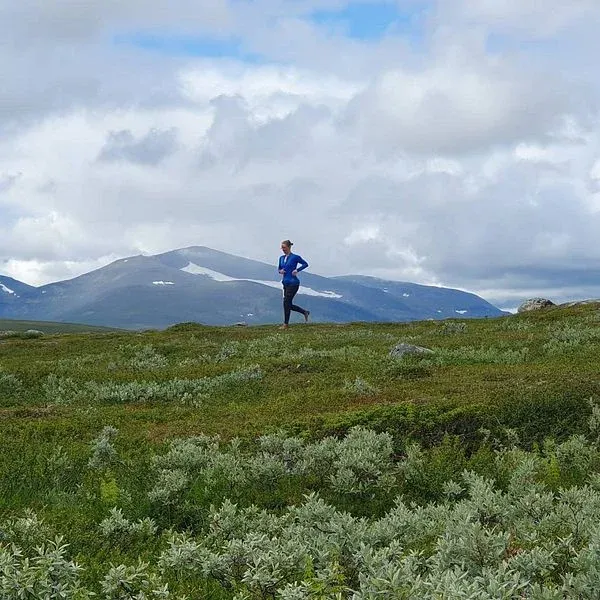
[495,319,534,332]
[101,561,170,599]
[437,321,467,335]
[148,469,190,505]
[9,425,600,597]
[215,341,241,362]
[129,345,169,370]
[44,373,80,405]
[157,462,600,598]
[148,427,398,507]
[425,345,530,365]
[0,329,44,339]
[44,366,262,406]
[343,377,379,396]
[325,330,396,344]
[0,330,19,338]
[297,346,375,360]
[88,425,119,471]
[0,537,91,599]
[99,508,157,541]
[0,372,22,395]
[0,510,53,550]
[304,428,396,497]
[246,334,294,358]
[543,323,600,355]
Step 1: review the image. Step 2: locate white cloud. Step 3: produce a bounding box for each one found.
[344,226,380,246]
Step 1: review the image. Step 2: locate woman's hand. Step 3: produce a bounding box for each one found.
[279,269,285,274]
[292,270,298,276]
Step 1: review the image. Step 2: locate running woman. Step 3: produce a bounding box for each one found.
[278,240,310,329]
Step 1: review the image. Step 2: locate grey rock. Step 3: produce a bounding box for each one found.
[24,329,44,338]
[389,343,434,358]
[517,298,555,313]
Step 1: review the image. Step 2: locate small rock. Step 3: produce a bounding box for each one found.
[517,298,555,313]
[389,343,434,358]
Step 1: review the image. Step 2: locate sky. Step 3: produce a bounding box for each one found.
[2,0,600,310]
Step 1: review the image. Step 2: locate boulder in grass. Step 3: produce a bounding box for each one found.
[517,298,555,313]
[389,343,434,358]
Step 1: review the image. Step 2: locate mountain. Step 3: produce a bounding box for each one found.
[333,275,502,319]
[0,275,37,313]
[0,247,507,328]
[0,275,36,298]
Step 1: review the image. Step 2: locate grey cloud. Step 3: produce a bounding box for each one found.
[199,95,252,166]
[0,0,234,44]
[0,44,187,133]
[446,0,600,38]
[0,1,232,129]
[0,216,120,263]
[0,173,20,194]
[99,128,179,165]
[37,180,58,195]
[321,155,600,303]
[340,61,592,157]
[340,238,403,270]
[338,172,465,219]
[200,95,332,168]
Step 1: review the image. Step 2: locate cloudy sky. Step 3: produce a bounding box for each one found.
[2,0,600,309]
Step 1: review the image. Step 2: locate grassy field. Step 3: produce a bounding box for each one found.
[2,303,600,597]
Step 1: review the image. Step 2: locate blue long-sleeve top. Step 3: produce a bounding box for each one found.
[278,253,308,285]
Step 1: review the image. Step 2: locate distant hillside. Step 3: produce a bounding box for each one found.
[333,274,505,319]
[0,318,122,334]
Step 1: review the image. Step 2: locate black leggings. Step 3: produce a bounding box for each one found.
[283,284,306,324]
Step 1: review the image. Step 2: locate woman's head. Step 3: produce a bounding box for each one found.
[281,240,293,254]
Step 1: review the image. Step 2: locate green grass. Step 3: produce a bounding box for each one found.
[2,303,600,597]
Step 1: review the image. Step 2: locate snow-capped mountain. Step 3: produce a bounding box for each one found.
[0,276,36,297]
[0,276,37,313]
[0,247,507,328]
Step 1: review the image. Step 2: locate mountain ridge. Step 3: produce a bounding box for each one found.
[0,246,508,328]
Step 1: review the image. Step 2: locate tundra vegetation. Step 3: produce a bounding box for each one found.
[2,304,600,598]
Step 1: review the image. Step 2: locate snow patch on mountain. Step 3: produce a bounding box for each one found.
[153,281,175,286]
[297,288,343,299]
[181,263,343,298]
[0,283,15,295]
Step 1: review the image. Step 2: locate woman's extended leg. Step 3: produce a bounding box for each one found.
[283,284,307,324]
